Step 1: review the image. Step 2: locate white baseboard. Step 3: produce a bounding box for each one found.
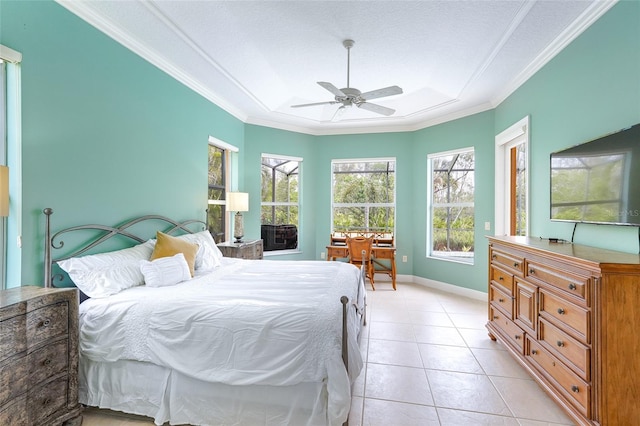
[370,272,487,301]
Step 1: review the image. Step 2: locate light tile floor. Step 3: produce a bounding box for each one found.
[82,281,576,426]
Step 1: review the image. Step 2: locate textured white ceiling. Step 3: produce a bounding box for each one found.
[57,0,616,135]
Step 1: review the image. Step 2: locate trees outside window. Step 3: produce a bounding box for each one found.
[332,159,395,232]
[207,144,227,242]
[428,149,475,264]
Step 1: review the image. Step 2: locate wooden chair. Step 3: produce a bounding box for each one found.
[346,236,375,290]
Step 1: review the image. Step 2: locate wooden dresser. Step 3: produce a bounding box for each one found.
[487,236,640,426]
[0,286,82,425]
[217,239,264,259]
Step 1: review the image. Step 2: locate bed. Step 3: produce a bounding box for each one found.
[42,208,366,426]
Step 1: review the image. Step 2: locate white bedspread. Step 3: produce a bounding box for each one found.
[79,259,364,391]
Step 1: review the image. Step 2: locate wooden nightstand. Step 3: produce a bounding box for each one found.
[217,239,263,259]
[0,286,83,425]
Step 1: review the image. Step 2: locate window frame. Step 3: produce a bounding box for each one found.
[260,153,302,255]
[207,136,237,243]
[427,147,475,265]
[330,157,396,234]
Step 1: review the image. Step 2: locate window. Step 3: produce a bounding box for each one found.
[207,136,237,243]
[331,159,395,233]
[261,154,300,252]
[495,116,529,236]
[1,45,22,290]
[428,148,475,264]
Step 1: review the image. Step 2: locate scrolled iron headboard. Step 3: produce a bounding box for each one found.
[43,208,206,289]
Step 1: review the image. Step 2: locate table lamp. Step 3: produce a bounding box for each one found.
[227,192,249,243]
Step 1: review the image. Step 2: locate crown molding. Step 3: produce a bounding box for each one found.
[492,0,618,106]
[55,0,248,123]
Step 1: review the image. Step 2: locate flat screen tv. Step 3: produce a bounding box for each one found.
[550,123,640,226]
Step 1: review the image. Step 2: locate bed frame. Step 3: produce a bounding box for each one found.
[42,207,362,425]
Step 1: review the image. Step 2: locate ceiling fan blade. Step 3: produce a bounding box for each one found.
[358,102,395,116]
[318,82,346,97]
[291,100,338,108]
[360,85,403,101]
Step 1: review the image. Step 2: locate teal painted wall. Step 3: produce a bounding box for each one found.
[2,0,638,293]
[410,111,496,292]
[495,0,640,253]
[314,132,414,274]
[243,125,316,260]
[1,0,245,287]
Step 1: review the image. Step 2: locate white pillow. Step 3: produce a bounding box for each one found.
[57,240,155,298]
[149,231,223,271]
[140,253,191,287]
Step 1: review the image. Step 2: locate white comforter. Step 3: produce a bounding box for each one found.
[79,259,364,390]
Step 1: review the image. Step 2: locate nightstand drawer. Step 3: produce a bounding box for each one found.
[26,302,68,348]
[0,315,27,362]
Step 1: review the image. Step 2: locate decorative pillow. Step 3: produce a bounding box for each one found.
[140,253,191,288]
[57,240,155,298]
[150,231,199,276]
[174,230,223,271]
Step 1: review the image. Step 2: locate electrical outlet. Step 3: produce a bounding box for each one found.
[484,221,491,231]
[402,255,408,262]
[320,252,325,259]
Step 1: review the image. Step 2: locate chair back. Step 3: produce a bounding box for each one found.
[347,236,373,262]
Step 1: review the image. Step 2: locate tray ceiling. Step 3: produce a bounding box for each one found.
[57,0,616,135]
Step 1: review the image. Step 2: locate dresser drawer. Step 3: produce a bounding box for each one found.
[0,315,27,362]
[0,395,28,426]
[28,375,68,425]
[26,302,68,348]
[526,261,589,305]
[489,306,524,353]
[0,339,69,409]
[489,284,513,317]
[539,289,590,343]
[539,318,590,381]
[527,337,590,417]
[490,265,514,294]
[491,248,524,276]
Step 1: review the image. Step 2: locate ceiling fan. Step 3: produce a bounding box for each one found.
[291,39,403,119]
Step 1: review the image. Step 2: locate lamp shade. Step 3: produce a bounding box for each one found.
[227,192,249,212]
[0,166,8,217]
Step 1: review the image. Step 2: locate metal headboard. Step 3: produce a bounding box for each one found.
[43,208,206,289]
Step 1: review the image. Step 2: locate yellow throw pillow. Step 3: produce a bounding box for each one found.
[150,231,199,276]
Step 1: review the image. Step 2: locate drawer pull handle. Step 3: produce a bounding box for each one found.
[42,398,51,406]
[492,254,497,259]
[498,276,504,281]
[498,298,505,303]
[43,358,51,366]
[571,385,580,393]
[531,349,538,355]
[557,308,566,315]
[513,262,519,267]
[529,268,535,275]
[493,315,498,320]
[568,283,577,290]
[40,319,51,327]
[557,340,565,347]
[515,335,521,340]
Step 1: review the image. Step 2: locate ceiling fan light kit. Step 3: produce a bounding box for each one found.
[292,39,403,118]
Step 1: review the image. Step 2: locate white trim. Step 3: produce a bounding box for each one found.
[427,146,474,159]
[0,45,22,64]
[208,135,238,153]
[332,157,396,164]
[491,1,618,108]
[261,153,303,163]
[495,116,530,236]
[411,275,486,301]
